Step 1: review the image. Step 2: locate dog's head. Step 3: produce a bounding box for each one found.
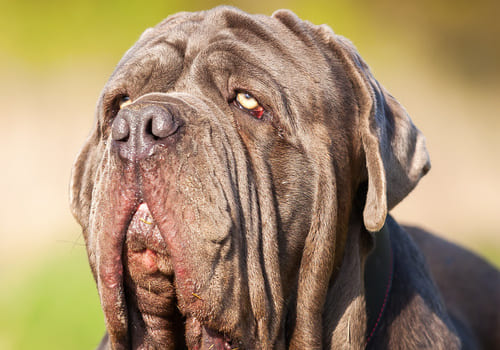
[70,7,430,349]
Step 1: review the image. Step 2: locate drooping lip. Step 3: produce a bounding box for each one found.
[100,201,240,349]
[94,183,139,349]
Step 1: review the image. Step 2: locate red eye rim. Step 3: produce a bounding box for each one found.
[248,105,264,119]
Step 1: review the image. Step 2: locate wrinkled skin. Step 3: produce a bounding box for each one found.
[72,6,500,350]
[71,9,348,348]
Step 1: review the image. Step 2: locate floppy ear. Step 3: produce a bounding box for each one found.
[272,12,432,232]
[331,34,431,231]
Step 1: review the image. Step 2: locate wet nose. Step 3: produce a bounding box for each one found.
[111,104,180,161]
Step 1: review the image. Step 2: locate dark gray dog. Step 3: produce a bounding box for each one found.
[70,6,500,349]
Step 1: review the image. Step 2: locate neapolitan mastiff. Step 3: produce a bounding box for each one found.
[70,7,500,349]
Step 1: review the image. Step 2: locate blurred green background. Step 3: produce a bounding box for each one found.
[0,0,498,349]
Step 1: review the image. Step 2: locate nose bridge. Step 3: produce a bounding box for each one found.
[111,102,180,162]
[122,109,143,147]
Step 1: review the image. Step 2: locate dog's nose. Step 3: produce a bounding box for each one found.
[111,104,179,161]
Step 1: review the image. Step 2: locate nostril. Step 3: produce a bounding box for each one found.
[145,118,158,141]
[111,115,130,142]
[151,110,177,139]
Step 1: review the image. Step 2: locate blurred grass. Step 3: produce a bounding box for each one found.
[0,246,104,350]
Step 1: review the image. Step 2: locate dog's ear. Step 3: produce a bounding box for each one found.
[273,10,431,232]
[69,129,98,231]
[332,34,431,231]
[334,35,431,231]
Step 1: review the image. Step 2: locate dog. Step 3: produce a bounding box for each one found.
[70,6,500,349]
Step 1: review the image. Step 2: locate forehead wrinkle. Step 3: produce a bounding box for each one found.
[108,16,203,95]
[221,12,323,75]
[205,7,287,51]
[108,43,185,98]
[164,8,297,69]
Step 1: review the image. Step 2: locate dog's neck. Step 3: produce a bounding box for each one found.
[364,223,393,346]
[322,217,393,349]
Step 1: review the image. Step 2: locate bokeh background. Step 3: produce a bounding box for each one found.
[0,0,498,348]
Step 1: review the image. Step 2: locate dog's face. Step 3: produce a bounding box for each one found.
[70,7,430,349]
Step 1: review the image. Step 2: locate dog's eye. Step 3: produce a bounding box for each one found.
[236,92,259,110]
[119,96,132,109]
[234,92,264,119]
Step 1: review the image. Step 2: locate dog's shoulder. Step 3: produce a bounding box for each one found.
[407,225,500,349]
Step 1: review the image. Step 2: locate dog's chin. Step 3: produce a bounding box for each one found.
[122,203,238,349]
[185,317,238,350]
